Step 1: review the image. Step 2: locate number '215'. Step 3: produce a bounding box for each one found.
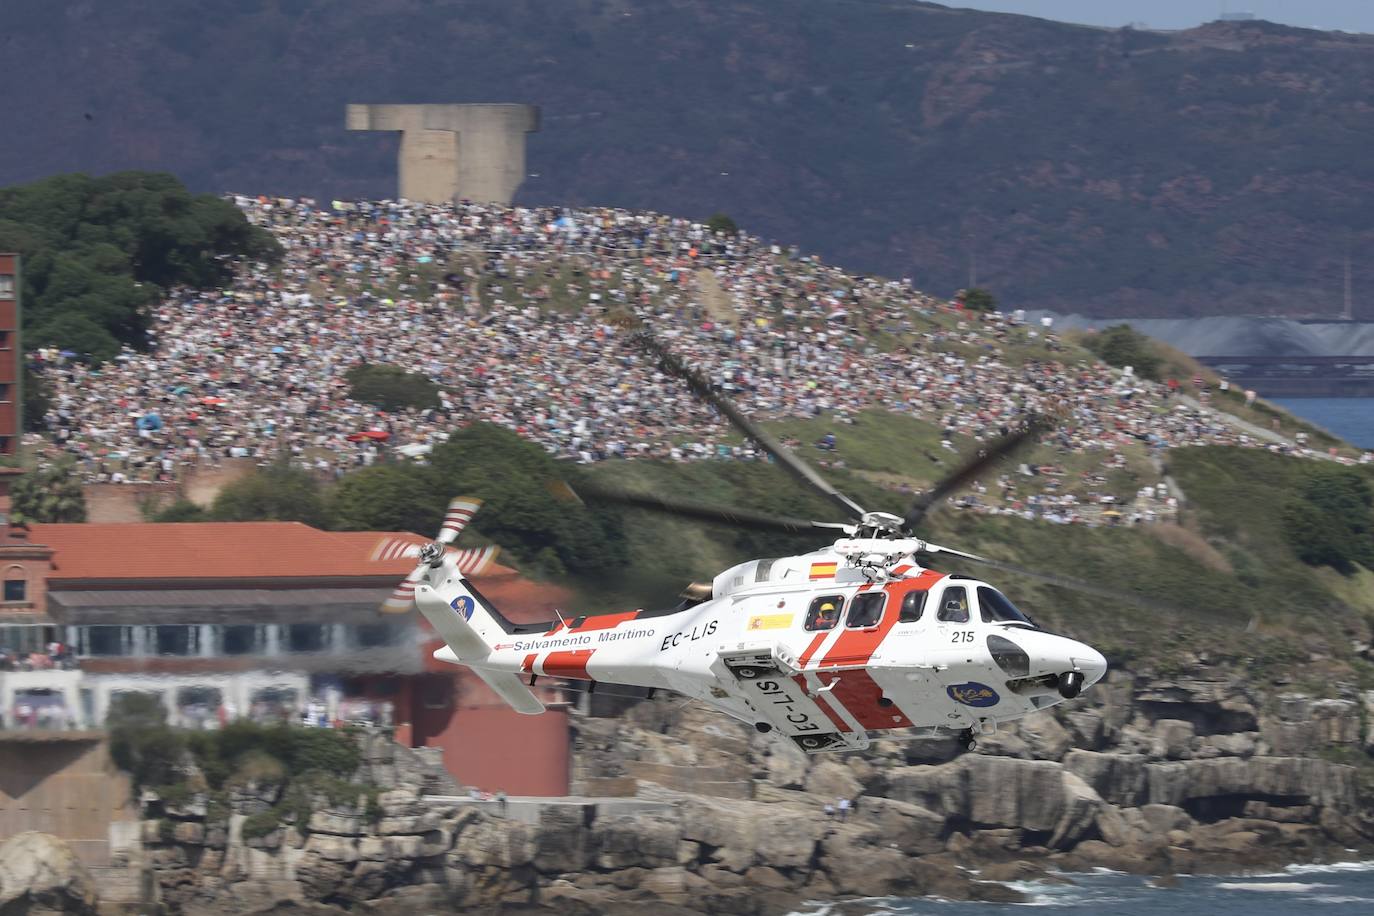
[950,631,974,643]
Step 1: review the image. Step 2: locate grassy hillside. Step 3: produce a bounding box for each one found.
[5,1,1374,316]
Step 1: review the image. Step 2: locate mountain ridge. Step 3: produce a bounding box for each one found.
[5,0,1374,317]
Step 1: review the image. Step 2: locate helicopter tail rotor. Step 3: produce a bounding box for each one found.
[369,496,500,613]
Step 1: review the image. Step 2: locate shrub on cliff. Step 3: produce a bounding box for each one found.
[1084,324,1162,381]
[10,460,87,523]
[345,363,441,412]
[1282,466,1374,574]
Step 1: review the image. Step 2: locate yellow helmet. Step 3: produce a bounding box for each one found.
[820,602,836,611]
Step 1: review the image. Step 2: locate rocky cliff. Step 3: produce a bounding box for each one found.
[64,664,1372,915]
[5,1,1374,317]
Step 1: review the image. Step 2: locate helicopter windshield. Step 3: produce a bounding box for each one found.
[977,587,1036,626]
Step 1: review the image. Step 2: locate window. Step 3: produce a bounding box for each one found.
[899,590,927,623]
[286,623,328,653]
[86,626,132,656]
[0,331,9,350]
[353,623,399,649]
[978,587,1034,625]
[151,625,197,656]
[936,586,970,623]
[3,579,26,602]
[0,275,14,298]
[988,634,1030,677]
[846,592,885,628]
[0,385,9,403]
[754,559,776,583]
[805,595,844,631]
[222,625,264,655]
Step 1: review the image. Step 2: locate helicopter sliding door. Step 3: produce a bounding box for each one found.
[928,583,1004,730]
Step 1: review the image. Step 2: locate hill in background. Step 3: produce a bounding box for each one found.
[4,0,1374,318]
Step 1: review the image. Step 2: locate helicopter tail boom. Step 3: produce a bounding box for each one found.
[414,578,546,715]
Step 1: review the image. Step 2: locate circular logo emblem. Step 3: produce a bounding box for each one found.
[946,682,1000,708]
[450,595,475,620]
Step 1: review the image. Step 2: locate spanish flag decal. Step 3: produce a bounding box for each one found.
[747,613,793,631]
[809,561,838,580]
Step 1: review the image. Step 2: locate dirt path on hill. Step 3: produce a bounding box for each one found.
[695,267,739,328]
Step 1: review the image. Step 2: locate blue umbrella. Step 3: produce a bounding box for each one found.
[272,346,285,354]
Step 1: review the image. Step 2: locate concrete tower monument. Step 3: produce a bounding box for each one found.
[346,103,540,205]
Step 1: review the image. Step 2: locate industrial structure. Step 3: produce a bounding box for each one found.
[346,103,540,205]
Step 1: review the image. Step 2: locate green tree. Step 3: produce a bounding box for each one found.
[329,464,444,535]
[10,461,87,522]
[961,287,997,312]
[1084,324,1163,381]
[150,498,210,522]
[107,692,186,791]
[705,212,738,236]
[345,364,441,412]
[1281,466,1374,574]
[0,171,281,361]
[427,423,627,576]
[210,463,329,527]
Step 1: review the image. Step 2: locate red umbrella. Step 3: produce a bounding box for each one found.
[201,396,227,406]
[362,430,391,441]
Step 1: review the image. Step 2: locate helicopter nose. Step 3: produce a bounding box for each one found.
[1071,643,1108,688]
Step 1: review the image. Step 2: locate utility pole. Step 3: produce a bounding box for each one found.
[1343,243,1353,321]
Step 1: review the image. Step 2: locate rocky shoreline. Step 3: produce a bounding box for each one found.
[3,667,1372,915]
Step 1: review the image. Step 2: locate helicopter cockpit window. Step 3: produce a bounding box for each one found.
[899,590,926,623]
[977,587,1033,625]
[846,593,885,628]
[805,596,844,631]
[937,586,970,623]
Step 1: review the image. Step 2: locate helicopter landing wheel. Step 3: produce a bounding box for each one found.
[958,729,977,752]
[734,666,763,679]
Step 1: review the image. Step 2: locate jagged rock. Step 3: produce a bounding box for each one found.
[1194,732,1257,758]
[452,817,535,869]
[1140,804,1193,835]
[678,796,825,871]
[173,821,206,845]
[304,833,359,864]
[803,759,862,800]
[307,810,367,836]
[819,827,916,897]
[0,832,99,914]
[1152,720,1196,759]
[889,755,1105,848]
[1017,714,1075,760]
[532,805,593,873]
[1064,710,1106,749]
[762,745,807,789]
[856,796,946,855]
[1144,757,1357,811]
[1063,750,1148,807]
[590,814,683,870]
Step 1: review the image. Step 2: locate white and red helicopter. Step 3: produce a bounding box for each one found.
[377,329,1115,753]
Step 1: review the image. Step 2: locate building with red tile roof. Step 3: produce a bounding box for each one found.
[0,521,573,795]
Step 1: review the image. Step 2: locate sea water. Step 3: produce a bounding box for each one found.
[1271,398,1374,449]
[789,860,1374,914]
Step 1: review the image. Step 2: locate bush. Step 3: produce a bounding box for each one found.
[705,212,738,236]
[961,287,997,312]
[345,363,441,412]
[1084,324,1163,381]
[10,459,87,522]
[210,463,329,526]
[241,809,282,840]
[329,464,443,535]
[1281,466,1374,574]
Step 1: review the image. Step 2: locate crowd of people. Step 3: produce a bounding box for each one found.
[30,196,1362,527]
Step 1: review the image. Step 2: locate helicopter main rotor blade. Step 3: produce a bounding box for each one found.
[566,481,854,535]
[938,551,1185,615]
[628,325,867,521]
[902,414,1055,532]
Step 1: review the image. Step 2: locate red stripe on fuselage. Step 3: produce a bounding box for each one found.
[797,633,829,668]
[542,649,595,680]
[793,675,851,731]
[520,653,538,673]
[817,569,944,668]
[816,669,914,730]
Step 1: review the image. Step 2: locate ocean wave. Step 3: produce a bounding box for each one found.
[1310,896,1374,905]
[1271,861,1374,876]
[1214,881,1335,892]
